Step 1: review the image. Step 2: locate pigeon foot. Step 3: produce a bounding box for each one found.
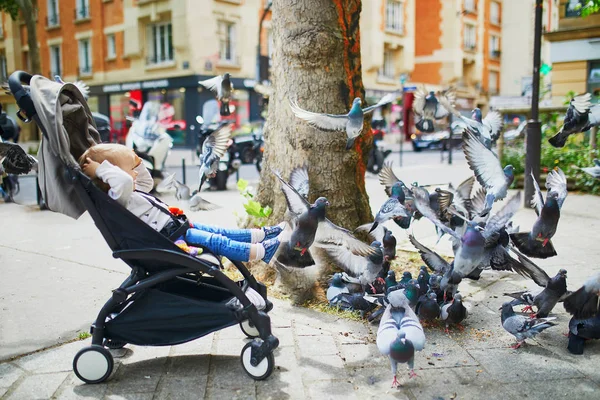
[408,369,418,379]
[444,327,450,335]
[510,341,525,349]
[391,375,401,388]
[457,323,465,332]
[522,305,534,313]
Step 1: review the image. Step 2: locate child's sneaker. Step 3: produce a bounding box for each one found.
[262,222,285,241]
[262,238,281,263]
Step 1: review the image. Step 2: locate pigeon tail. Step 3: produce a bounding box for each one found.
[567,333,586,355]
[509,232,557,259]
[220,101,231,116]
[276,245,316,268]
[465,268,483,281]
[346,136,357,150]
[369,221,379,233]
[415,118,435,133]
[548,129,568,148]
[480,193,495,217]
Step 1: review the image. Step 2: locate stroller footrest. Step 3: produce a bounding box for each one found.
[249,335,279,367]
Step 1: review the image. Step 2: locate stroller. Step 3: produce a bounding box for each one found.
[7,71,279,383]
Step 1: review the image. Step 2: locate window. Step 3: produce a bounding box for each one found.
[385,0,404,33]
[490,1,500,24]
[50,45,62,77]
[47,0,59,27]
[379,49,395,79]
[464,0,476,12]
[78,39,92,75]
[0,22,4,38]
[588,60,600,104]
[489,71,499,95]
[76,0,90,20]
[107,34,116,59]
[464,24,476,50]
[219,21,236,64]
[148,22,173,65]
[489,35,500,58]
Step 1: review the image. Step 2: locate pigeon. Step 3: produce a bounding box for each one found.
[549,93,600,148]
[382,228,397,261]
[385,271,398,290]
[451,108,503,149]
[504,268,568,318]
[329,292,379,318]
[327,272,349,303]
[369,182,409,233]
[501,302,557,349]
[197,122,232,191]
[567,314,600,355]
[576,159,600,179]
[410,183,460,238]
[563,273,600,320]
[0,141,38,175]
[289,93,396,150]
[377,290,426,387]
[412,86,456,133]
[272,169,376,267]
[462,128,514,216]
[289,163,309,200]
[416,269,430,297]
[441,293,468,333]
[156,173,220,211]
[416,291,441,322]
[399,271,413,286]
[510,168,567,259]
[325,241,385,291]
[54,75,90,100]
[199,73,234,116]
[377,162,416,228]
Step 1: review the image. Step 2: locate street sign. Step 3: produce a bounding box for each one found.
[403,85,417,92]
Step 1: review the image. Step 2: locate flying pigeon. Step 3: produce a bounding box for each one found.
[563,272,600,320]
[412,86,456,133]
[369,182,409,232]
[462,128,514,216]
[325,241,385,291]
[576,159,600,180]
[377,290,426,387]
[377,162,417,227]
[272,169,376,268]
[504,267,568,318]
[501,302,557,349]
[567,314,600,355]
[510,168,567,259]
[441,293,468,333]
[197,123,232,191]
[451,108,503,149]
[0,140,38,175]
[549,93,600,148]
[289,93,396,150]
[199,73,234,116]
[156,173,220,211]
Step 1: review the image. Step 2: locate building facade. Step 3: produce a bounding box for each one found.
[545,0,600,105]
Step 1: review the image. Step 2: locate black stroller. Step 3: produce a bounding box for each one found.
[7,71,279,384]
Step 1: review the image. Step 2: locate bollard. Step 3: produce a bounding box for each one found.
[182,158,186,185]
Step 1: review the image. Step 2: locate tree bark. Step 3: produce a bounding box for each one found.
[253,0,373,303]
[17,0,41,75]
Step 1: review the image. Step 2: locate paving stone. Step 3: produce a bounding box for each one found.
[0,363,24,388]
[207,356,257,390]
[154,374,208,400]
[294,323,328,337]
[105,358,165,395]
[298,354,346,382]
[272,327,294,347]
[204,387,256,400]
[345,363,412,398]
[5,371,68,400]
[467,346,584,383]
[218,324,248,340]
[164,354,210,377]
[451,303,517,350]
[338,343,381,367]
[0,387,8,398]
[506,378,600,400]
[14,341,87,373]
[409,366,505,400]
[215,338,248,357]
[105,394,155,400]
[169,335,214,356]
[305,380,362,400]
[296,335,338,357]
[414,327,479,369]
[119,345,171,366]
[53,372,108,399]
[272,346,299,373]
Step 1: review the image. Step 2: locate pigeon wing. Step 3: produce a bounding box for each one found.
[362,93,396,114]
[572,93,592,114]
[289,163,310,199]
[378,162,402,196]
[189,193,221,211]
[199,76,223,96]
[325,245,369,277]
[462,128,506,191]
[316,219,377,256]
[469,187,487,218]
[207,124,233,159]
[482,111,504,141]
[408,234,451,274]
[289,99,348,131]
[530,172,544,216]
[510,248,551,288]
[412,86,427,115]
[271,168,310,216]
[546,167,568,209]
[483,191,521,243]
[436,87,460,118]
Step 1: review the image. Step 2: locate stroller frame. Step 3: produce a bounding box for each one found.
[8,71,279,383]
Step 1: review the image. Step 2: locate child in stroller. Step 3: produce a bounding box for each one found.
[78,143,283,263]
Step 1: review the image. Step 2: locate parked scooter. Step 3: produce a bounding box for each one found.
[252,131,264,173]
[125,101,173,189]
[366,120,392,174]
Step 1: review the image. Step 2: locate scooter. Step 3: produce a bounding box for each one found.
[366,121,392,174]
[125,101,173,188]
[252,131,264,173]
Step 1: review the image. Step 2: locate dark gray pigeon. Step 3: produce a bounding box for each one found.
[377,162,417,228]
[577,159,600,179]
[412,86,456,133]
[462,128,514,216]
[563,272,600,319]
[441,293,468,333]
[369,182,409,232]
[567,314,600,355]
[501,302,557,349]
[416,291,441,322]
[199,73,233,116]
[0,141,38,175]
[290,93,395,150]
[549,93,600,148]
[329,292,379,318]
[510,168,567,259]
[197,123,232,191]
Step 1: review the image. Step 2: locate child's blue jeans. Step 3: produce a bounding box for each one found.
[184,223,252,261]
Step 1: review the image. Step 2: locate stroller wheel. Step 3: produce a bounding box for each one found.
[104,339,127,350]
[240,320,260,338]
[73,345,114,384]
[240,342,274,381]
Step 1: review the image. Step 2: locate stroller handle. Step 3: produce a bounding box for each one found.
[8,70,36,123]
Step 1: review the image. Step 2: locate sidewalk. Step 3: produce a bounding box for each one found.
[1,158,600,399]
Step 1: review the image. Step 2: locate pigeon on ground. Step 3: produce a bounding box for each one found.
[451,108,503,149]
[462,128,514,216]
[399,271,413,286]
[567,314,600,355]
[416,291,441,322]
[377,162,417,227]
[327,272,350,303]
[441,293,468,333]
[329,292,380,318]
[369,182,409,232]
[156,173,220,211]
[501,302,557,349]
[0,141,37,175]
[576,159,600,179]
[416,269,430,297]
[199,73,234,116]
[385,271,398,291]
[504,267,568,318]
[325,241,385,291]
[388,279,421,310]
[382,228,397,261]
[289,163,309,199]
[290,93,396,150]
[197,123,232,191]
[377,290,426,387]
[412,86,456,133]
[510,168,567,259]
[563,273,600,319]
[272,169,376,268]
[549,93,600,148]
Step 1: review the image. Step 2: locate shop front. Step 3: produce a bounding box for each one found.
[87,75,262,148]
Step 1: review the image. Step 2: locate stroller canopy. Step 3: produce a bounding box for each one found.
[31,75,100,219]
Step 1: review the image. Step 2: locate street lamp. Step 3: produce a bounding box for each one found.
[256,0,273,84]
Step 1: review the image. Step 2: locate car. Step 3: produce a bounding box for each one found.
[91,112,111,143]
[411,129,461,152]
[0,112,20,142]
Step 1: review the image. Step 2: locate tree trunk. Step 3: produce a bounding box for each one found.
[254,0,373,303]
[18,0,41,75]
[590,126,598,150]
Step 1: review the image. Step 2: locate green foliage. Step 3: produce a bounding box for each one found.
[236,179,272,227]
[576,0,600,16]
[0,0,20,20]
[77,331,92,340]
